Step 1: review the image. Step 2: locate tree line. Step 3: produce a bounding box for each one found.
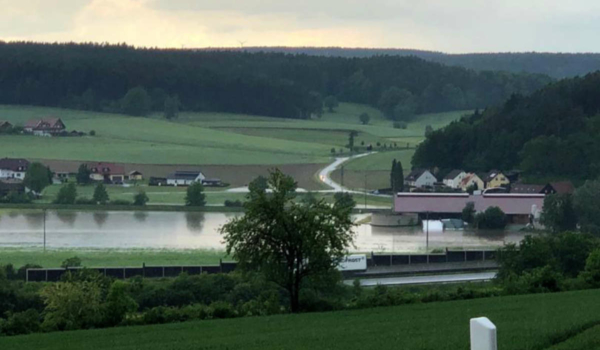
[0,42,551,119]
[412,71,600,182]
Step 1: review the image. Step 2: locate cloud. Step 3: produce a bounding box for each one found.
[1,0,600,52]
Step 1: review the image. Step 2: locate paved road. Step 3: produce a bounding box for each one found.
[346,272,497,286]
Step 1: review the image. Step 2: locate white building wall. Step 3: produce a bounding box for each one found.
[414,172,437,187]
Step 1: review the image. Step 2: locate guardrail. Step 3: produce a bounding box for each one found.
[369,250,497,267]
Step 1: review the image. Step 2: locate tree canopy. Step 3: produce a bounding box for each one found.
[221,169,355,312]
[23,162,52,194]
[185,183,206,207]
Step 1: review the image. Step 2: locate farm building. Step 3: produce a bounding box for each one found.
[0,158,29,180]
[0,121,12,132]
[511,181,575,195]
[88,162,126,184]
[23,118,66,137]
[394,192,544,222]
[167,171,206,186]
[442,169,466,189]
[0,179,25,197]
[404,169,437,189]
[202,178,223,187]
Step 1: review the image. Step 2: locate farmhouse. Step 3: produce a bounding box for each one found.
[0,158,30,180]
[88,162,126,184]
[442,170,466,189]
[0,121,12,132]
[404,169,437,189]
[483,170,510,189]
[24,118,66,137]
[202,178,223,187]
[167,171,206,186]
[459,173,484,192]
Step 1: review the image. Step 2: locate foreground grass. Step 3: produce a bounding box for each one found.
[548,324,600,350]
[1,289,599,350]
[0,248,227,268]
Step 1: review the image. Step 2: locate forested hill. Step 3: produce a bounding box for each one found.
[0,42,551,119]
[412,72,600,182]
[235,47,600,79]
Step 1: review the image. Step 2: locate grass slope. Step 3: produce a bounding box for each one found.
[1,289,599,350]
[0,248,226,268]
[0,105,466,165]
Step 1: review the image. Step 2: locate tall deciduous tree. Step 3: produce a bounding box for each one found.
[221,169,355,312]
[540,194,577,233]
[574,180,600,235]
[185,182,206,206]
[163,95,180,119]
[347,131,358,154]
[24,162,52,194]
[359,112,370,125]
[324,96,339,112]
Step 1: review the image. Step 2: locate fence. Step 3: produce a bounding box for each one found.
[369,250,497,267]
[27,260,238,282]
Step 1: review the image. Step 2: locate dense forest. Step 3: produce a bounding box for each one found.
[412,72,600,182]
[237,47,600,79]
[0,42,551,119]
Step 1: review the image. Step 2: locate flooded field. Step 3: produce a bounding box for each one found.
[0,210,529,252]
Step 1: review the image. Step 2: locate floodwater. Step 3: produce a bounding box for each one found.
[0,210,529,252]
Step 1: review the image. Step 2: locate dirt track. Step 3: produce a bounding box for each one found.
[36,159,327,191]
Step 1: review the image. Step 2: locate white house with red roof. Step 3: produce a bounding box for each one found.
[0,158,30,180]
[87,162,126,184]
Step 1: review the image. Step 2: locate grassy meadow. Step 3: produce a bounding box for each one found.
[1,289,598,350]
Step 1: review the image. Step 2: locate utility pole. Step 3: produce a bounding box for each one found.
[426,211,430,252]
[364,171,367,209]
[43,208,47,251]
[340,166,344,190]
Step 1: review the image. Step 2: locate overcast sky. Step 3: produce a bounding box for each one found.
[1,0,599,53]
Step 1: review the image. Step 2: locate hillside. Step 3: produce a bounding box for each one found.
[1,289,599,350]
[412,72,600,182]
[0,42,550,119]
[237,47,600,79]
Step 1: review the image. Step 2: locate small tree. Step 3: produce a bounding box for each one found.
[390,159,404,192]
[54,183,77,205]
[582,249,600,287]
[248,175,269,194]
[425,125,434,137]
[347,131,358,154]
[24,162,52,194]
[163,95,180,119]
[333,192,356,210]
[93,183,109,205]
[61,257,82,268]
[121,86,152,117]
[324,95,339,112]
[76,164,92,185]
[475,206,507,229]
[133,191,149,206]
[185,182,206,206]
[359,113,370,125]
[221,169,355,312]
[462,202,476,224]
[89,130,96,136]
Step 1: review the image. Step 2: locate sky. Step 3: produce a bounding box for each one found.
[1,0,599,53]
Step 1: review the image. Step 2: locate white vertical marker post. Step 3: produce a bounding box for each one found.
[470,317,497,350]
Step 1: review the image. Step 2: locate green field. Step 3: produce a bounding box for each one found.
[0,248,226,268]
[1,289,598,350]
[0,104,466,165]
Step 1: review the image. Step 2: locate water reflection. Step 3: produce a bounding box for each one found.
[0,211,531,251]
[55,211,77,226]
[185,212,205,233]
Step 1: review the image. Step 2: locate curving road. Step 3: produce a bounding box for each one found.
[317,153,375,193]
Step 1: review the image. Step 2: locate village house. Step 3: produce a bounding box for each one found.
[511,181,575,195]
[0,158,30,180]
[442,169,466,189]
[0,121,12,132]
[167,171,206,186]
[459,173,484,192]
[24,117,66,137]
[87,162,126,184]
[404,169,437,189]
[483,170,510,189]
[202,178,223,187]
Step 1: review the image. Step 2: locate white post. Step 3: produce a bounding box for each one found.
[470,317,497,350]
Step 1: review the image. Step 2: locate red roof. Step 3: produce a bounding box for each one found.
[0,158,30,172]
[24,117,65,130]
[549,181,575,195]
[87,162,125,176]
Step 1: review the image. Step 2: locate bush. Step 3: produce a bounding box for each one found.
[53,183,77,205]
[0,191,32,204]
[133,191,149,206]
[581,249,600,287]
[0,309,41,336]
[393,121,407,129]
[89,130,96,136]
[109,199,131,206]
[474,206,507,229]
[209,301,237,319]
[224,199,243,207]
[61,257,82,268]
[75,197,96,205]
[103,281,138,327]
